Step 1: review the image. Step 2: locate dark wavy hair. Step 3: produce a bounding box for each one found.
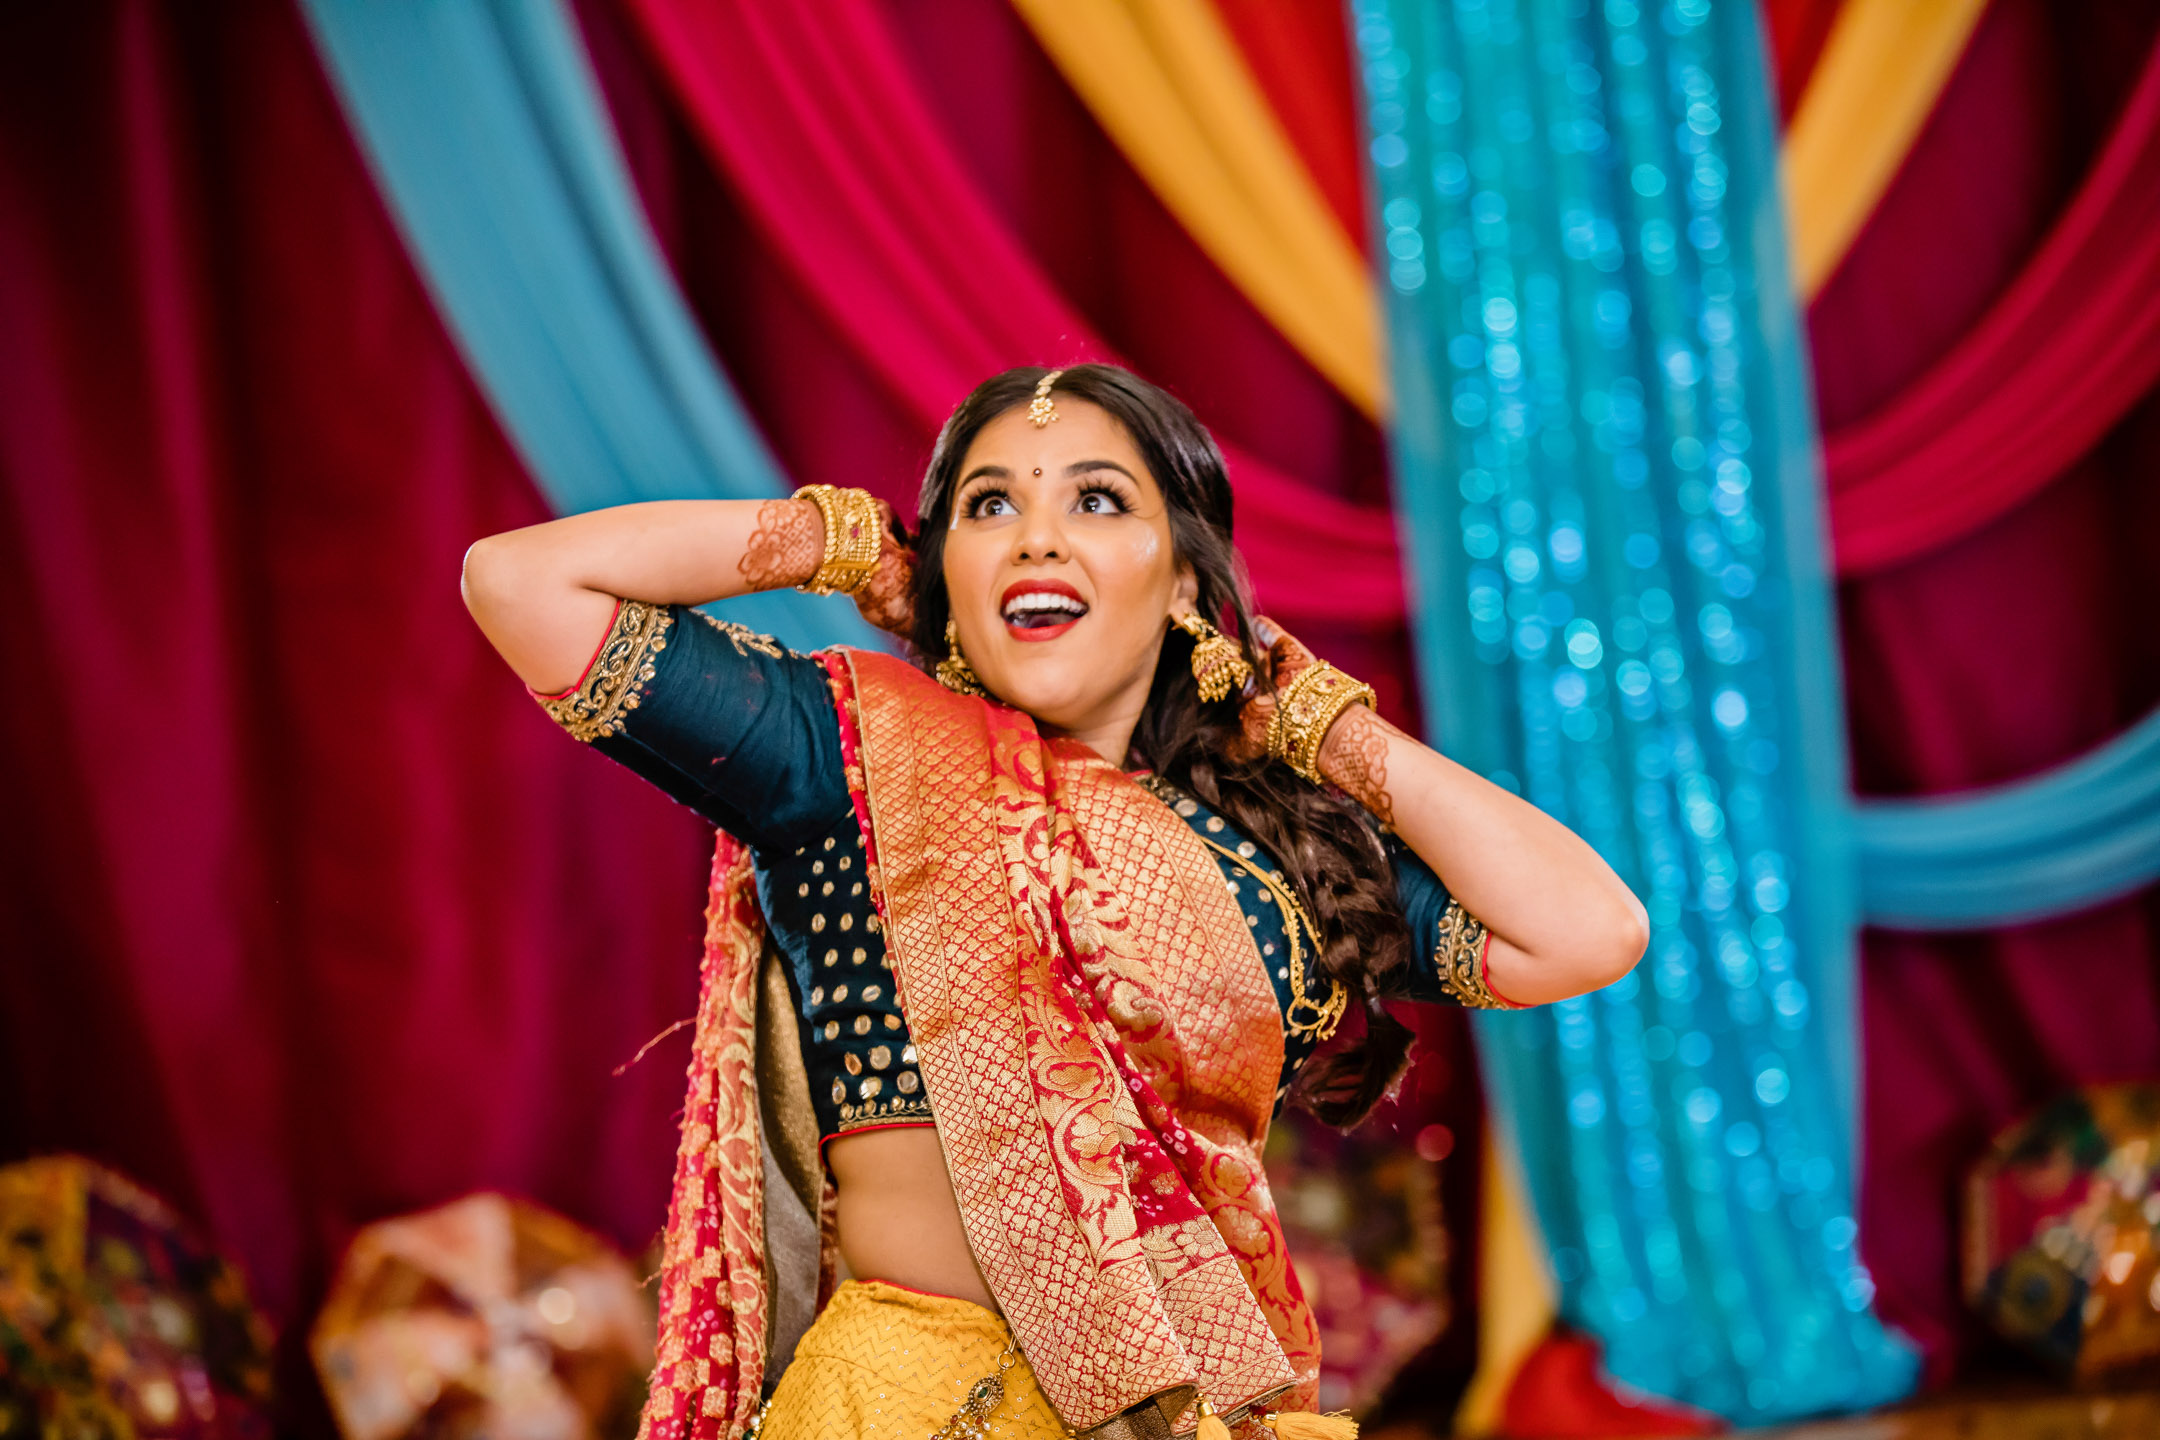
[905,363,1414,1127]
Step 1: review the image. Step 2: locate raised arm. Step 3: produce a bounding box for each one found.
[461,494,910,693]
[1250,627,1648,1006]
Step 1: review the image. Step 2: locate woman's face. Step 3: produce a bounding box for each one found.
[942,398,1195,749]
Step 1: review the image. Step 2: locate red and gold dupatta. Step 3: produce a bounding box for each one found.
[639,651,1319,1439]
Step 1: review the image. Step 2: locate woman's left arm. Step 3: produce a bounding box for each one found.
[1243,626,1647,1005]
[1317,702,1646,1003]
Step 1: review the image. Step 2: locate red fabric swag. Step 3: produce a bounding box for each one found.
[0,8,712,1429]
[1824,26,2160,575]
[614,0,1403,625]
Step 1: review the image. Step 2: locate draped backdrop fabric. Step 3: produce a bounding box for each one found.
[1811,0,2160,1373]
[611,0,1411,626]
[0,3,712,1428]
[295,0,877,654]
[1820,25,2160,576]
[1352,0,1919,1422]
[1007,0,1384,416]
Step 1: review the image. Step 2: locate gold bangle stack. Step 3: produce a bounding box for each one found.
[796,484,884,595]
[1266,661,1377,783]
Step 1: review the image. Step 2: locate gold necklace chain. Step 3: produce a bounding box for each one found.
[1136,774,1347,1045]
[1192,832,1347,1045]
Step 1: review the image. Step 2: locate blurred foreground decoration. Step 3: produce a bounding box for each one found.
[1266,1117,1448,1415]
[311,1195,652,1440]
[1966,1085,2160,1385]
[0,1156,274,1440]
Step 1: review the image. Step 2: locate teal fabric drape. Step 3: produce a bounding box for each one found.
[299,0,876,652]
[1854,705,2160,929]
[1352,0,1917,1421]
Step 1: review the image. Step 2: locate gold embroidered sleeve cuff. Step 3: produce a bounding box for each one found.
[1431,901,1517,1009]
[532,600,673,742]
[796,485,883,596]
[1265,662,1376,783]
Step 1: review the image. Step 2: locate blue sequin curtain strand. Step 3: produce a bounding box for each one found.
[1351,0,1917,1421]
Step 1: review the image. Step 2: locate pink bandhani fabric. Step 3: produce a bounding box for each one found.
[617,0,1403,624]
[639,836,771,1440]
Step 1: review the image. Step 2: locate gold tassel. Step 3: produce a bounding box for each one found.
[1195,1398,1234,1440]
[1263,1411,1359,1440]
[1173,611,1254,704]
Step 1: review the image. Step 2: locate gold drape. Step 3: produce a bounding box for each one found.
[1010,0,1386,417]
[1782,0,1989,298]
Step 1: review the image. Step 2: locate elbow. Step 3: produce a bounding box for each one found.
[1604,889,1651,988]
[460,534,518,622]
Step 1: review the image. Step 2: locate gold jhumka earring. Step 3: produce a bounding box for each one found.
[936,617,988,697]
[1173,612,1254,703]
[1028,368,1065,427]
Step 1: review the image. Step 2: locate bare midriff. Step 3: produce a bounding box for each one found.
[825,1125,999,1313]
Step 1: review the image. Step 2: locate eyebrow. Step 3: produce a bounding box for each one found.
[956,459,1139,487]
[1065,459,1138,482]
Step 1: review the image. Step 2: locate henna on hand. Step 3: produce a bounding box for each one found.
[852,503,918,637]
[737,496,825,591]
[1228,620,1318,766]
[1317,703,1403,831]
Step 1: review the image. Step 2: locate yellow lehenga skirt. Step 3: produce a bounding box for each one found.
[759,1280,1069,1439]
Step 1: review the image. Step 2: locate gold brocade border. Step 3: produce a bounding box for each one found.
[1432,900,1511,1009]
[534,599,673,741]
[837,652,1312,1430]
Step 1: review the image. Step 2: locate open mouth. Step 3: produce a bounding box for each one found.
[1000,581,1089,638]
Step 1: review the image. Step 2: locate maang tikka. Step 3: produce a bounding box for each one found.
[1028,369,1065,427]
[1173,612,1254,704]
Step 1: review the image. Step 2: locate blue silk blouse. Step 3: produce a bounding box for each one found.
[543,602,1499,1143]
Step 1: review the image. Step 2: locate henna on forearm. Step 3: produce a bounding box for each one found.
[1317,703,1403,830]
[736,496,825,592]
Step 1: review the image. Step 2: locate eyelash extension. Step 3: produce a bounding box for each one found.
[1075,479,1133,512]
[959,477,1133,519]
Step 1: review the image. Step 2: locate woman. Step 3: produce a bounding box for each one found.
[463,365,1645,1440]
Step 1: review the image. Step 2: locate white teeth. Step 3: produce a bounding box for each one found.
[1002,592,1087,620]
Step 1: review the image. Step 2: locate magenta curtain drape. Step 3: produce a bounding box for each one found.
[0,6,711,1423]
[1824,27,2160,575]
[612,0,1403,625]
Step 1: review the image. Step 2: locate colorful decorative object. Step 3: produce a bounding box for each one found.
[0,1156,274,1440]
[1966,1085,2160,1385]
[311,1193,653,1440]
[1352,0,1917,1421]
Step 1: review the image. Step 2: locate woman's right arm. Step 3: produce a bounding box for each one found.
[460,497,826,693]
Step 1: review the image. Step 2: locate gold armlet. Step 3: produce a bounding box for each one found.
[1265,662,1376,784]
[796,484,883,595]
